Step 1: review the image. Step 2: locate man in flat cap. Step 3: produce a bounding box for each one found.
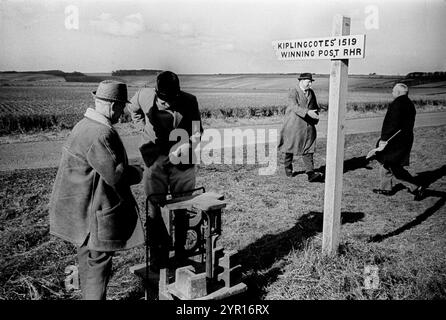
[372,83,426,200]
[128,71,203,270]
[278,72,324,182]
[49,80,144,300]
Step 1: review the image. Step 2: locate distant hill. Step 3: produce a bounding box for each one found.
[1,70,445,91]
[402,71,446,86]
[0,70,67,77]
[111,69,163,76]
[0,70,115,83]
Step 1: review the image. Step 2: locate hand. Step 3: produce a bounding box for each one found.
[175,143,190,157]
[307,110,319,119]
[169,152,180,164]
[377,140,387,151]
[190,132,201,144]
[169,143,189,164]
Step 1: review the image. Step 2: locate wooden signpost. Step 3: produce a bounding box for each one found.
[273,15,366,255]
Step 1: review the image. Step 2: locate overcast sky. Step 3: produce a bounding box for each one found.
[0,0,445,75]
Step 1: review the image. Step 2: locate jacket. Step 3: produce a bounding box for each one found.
[376,95,416,166]
[49,108,144,251]
[128,88,203,168]
[278,87,321,155]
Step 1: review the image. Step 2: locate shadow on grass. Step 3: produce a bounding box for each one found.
[368,190,446,243]
[368,164,446,243]
[235,211,364,300]
[415,165,446,187]
[290,156,373,178]
[315,155,374,175]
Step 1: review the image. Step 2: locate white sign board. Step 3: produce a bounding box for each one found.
[272,34,365,60]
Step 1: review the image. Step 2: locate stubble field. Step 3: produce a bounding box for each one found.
[0,126,445,300]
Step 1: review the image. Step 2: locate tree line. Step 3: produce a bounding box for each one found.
[405,71,446,79]
[111,69,163,76]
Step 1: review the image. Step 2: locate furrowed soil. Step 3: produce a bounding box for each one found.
[0,125,445,300]
[1,74,445,135]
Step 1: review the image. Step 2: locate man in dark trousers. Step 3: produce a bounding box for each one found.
[49,80,144,299]
[372,83,425,200]
[278,72,323,182]
[128,71,203,270]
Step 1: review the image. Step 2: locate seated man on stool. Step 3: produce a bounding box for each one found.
[128,71,203,269]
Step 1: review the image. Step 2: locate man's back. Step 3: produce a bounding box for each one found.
[379,94,416,166]
[382,95,416,141]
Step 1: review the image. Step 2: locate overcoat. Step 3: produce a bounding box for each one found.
[376,95,416,166]
[49,108,144,251]
[128,88,203,169]
[278,87,321,155]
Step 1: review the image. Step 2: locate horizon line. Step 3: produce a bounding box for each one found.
[0,69,416,77]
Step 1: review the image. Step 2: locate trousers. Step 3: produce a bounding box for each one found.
[284,152,315,175]
[77,244,114,300]
[143,155,196,267]
[379,164,418,192]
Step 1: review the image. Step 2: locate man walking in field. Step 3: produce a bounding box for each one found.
[128,71,203,270]
[278,72,323,182]
[371,83,426,200]
[49,80,145,299]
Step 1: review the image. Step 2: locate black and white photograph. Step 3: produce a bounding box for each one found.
[0,0,445,307]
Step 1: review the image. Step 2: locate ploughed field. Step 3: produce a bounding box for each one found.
[0,74,445,135]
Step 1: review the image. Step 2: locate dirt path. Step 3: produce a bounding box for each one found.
[1,111,445,171]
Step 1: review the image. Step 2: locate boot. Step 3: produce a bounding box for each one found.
[307,171,324,182]
[410,186,426,201]
[284,153,294,177]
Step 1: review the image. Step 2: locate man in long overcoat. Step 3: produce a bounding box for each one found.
[278,73,323,182]
[49,80,145,299]
[373,83,425,200]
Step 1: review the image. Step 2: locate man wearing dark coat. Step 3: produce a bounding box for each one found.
[128,71,203,270]
[49,80,145,299]
[372,83,425,200]
[278,73,323,182]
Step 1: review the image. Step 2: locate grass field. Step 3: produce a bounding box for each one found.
[1,73,445,135]
[1,125,445,300]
